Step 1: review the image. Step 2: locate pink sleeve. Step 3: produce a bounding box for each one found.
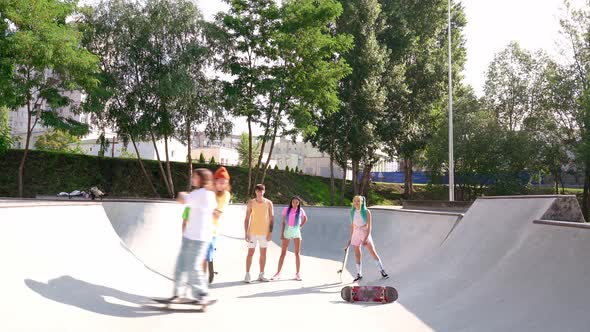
[282,207,288,217]
[301,208,307,218]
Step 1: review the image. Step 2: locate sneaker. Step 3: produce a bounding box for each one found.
[244,272,251,283]
[295,273,302,281]
[258,272,270,282]
[271,273,281,280]
[381,270,389,279]
[353,274,363,282]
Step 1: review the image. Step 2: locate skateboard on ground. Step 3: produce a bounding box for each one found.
[340,286,398,304]
[337,245,350,283]
[150,297,217,312]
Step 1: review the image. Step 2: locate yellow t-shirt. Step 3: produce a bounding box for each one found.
[213,191,230,235]
[248,198,271,236]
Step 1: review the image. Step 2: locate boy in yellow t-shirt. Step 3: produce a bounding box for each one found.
[243,183,274,283]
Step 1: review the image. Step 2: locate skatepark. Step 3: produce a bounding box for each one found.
[1,195,589,331]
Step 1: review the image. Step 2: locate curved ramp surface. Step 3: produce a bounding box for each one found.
[1,196,589,332]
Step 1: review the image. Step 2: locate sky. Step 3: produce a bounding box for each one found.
[195,0,584,96]
[80,0,586,134]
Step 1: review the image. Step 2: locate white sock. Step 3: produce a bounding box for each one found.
[356,263,362,276]
[374,259,384,271]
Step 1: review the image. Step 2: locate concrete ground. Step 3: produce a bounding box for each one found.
[1,195,589,331]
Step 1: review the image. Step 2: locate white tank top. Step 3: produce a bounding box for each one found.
[353,211,366,228]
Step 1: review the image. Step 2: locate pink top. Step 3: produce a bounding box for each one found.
[282,207,307,227]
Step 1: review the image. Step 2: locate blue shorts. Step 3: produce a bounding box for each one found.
[206,236,217,262]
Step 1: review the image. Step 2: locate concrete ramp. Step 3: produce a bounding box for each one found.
[379,196,590,332]
[1,196,589,332]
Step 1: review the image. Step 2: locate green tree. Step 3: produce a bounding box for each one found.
[34,129,81,153]
[425,87,503,199]
[481,42,549,193]
[210,156,216,165]
[199,152,206,164]
[215,0,280,195]
[550,0,590,218]
[237,132,261,168]
[378,0,467,198]
[80,0,159,197]
[285,165,290,172]
[337,0,389,197]
[253,0,353,186]
[0,106,12,154]
[0,0,100,197]
[483,42,547,132]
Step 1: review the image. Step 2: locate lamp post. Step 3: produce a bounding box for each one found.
[448,0,455,202]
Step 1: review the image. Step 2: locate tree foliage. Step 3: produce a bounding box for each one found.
[0,0,100,196]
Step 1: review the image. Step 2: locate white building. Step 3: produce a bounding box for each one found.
[191,131,275,167]
[9,91,90,149]
[76,133,189,163]
[8,90,189,162]
[266,138,350,178]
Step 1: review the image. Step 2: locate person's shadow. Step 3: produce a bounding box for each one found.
[25,276,171,318]
[238,282,346,299]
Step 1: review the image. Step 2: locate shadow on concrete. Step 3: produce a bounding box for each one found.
[237,282,343,298]
[25,276,169,318]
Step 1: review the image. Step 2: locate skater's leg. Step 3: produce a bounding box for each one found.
[246,248,255,273]
[276,239,289,274]
[365,241,386,275]
[187,239,209,299]
[173,238,189,295]
[353,245,362,277]
[260,247,267,273]
[294,238,301,274]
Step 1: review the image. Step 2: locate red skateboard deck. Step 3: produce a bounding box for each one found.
[340,286,398,304]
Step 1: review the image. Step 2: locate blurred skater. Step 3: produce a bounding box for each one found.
[167,168,216,302]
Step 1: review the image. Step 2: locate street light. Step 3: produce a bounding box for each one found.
[448,0,455,201]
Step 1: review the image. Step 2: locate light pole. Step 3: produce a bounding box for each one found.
[448,0,455,201]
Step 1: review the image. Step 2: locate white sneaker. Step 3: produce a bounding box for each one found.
[258,272,269,282]
[271,272,281,280]
[244,272,251,283]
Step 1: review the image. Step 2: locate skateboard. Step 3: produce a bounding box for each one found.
[340,286,398,304]
[208,261,218,284]
[337,245,350,283]
[151,297,217,312]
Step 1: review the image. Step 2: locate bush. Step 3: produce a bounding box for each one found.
[199,152,206,163]
[210,156,216,164]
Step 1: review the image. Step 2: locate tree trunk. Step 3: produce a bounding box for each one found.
[260,116,280,185]
[163,133,175,198]
[186,119,193,191]
[253,114,272,186]
[131,136,159,198]
[360,163,373,198]
[403,158,414,198]
[150,131,173,198]
[246,116,253,197]
[583,165,590,221]
[340,164,347,206]
[17,104,33,197]
[329,154,335,206]
[352,160,359,196]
